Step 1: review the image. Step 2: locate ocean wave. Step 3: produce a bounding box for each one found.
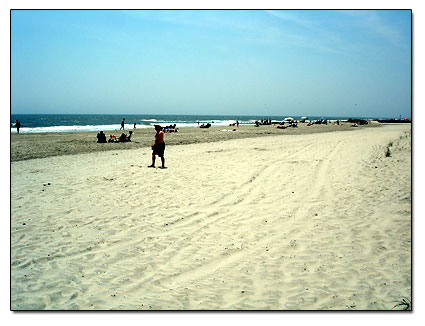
[10,119,252,133]
[11,124,138,133]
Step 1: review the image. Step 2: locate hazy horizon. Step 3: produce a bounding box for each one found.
[11,10,411,118]
[10,112,407,119]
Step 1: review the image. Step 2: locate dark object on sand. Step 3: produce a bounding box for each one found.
[347,118,368,125]
[97,131,107,143]
[117,131,133,142]
[378,118,411,123]
[392,298,411,310]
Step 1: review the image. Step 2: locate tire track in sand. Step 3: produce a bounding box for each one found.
[208,142,316,208]
[288,139,345,221]
[158,142,317,234]
[148,142,319,287]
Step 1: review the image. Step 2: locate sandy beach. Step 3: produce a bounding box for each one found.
[10,123,411,310]
[11,122,379,162]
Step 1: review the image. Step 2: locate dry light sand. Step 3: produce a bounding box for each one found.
[11,124,411,310]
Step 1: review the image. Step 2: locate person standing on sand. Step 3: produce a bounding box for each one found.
[148,125,166,168]
[120,118,125,130]
[16,120,21,134]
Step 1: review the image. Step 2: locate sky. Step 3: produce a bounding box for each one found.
[11,9,412,118]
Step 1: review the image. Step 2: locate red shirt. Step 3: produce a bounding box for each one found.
[155,131,164,144]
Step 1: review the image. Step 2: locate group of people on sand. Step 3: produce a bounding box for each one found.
[277,121,298,129]
[97,123,166,169]
[163,124,179,133]
[255,119,272,126]
[109,131,133,142]
[97,130,133,143]
[199,123,211,128]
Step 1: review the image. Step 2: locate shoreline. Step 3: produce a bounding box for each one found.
[11,123,384,162]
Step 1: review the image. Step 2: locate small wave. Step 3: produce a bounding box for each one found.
[10,124,151,133]
[10,119,256,133]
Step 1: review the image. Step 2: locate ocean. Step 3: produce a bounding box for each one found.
[10,114,380,134]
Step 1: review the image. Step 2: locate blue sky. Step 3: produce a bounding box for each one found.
[11,10,411,118]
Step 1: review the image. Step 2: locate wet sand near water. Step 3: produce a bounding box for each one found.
[11,123,381,162]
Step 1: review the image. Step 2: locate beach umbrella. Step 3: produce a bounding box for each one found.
[284,117,294,121]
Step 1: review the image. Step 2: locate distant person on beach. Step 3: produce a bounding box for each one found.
[134,123,137,129]
[16,120,21,134]
[148,125,165,168]
[97,131,107,143]
[120,118,125,130]
[236,120,239,127]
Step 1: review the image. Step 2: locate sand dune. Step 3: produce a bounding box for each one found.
[11,124,411,310]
